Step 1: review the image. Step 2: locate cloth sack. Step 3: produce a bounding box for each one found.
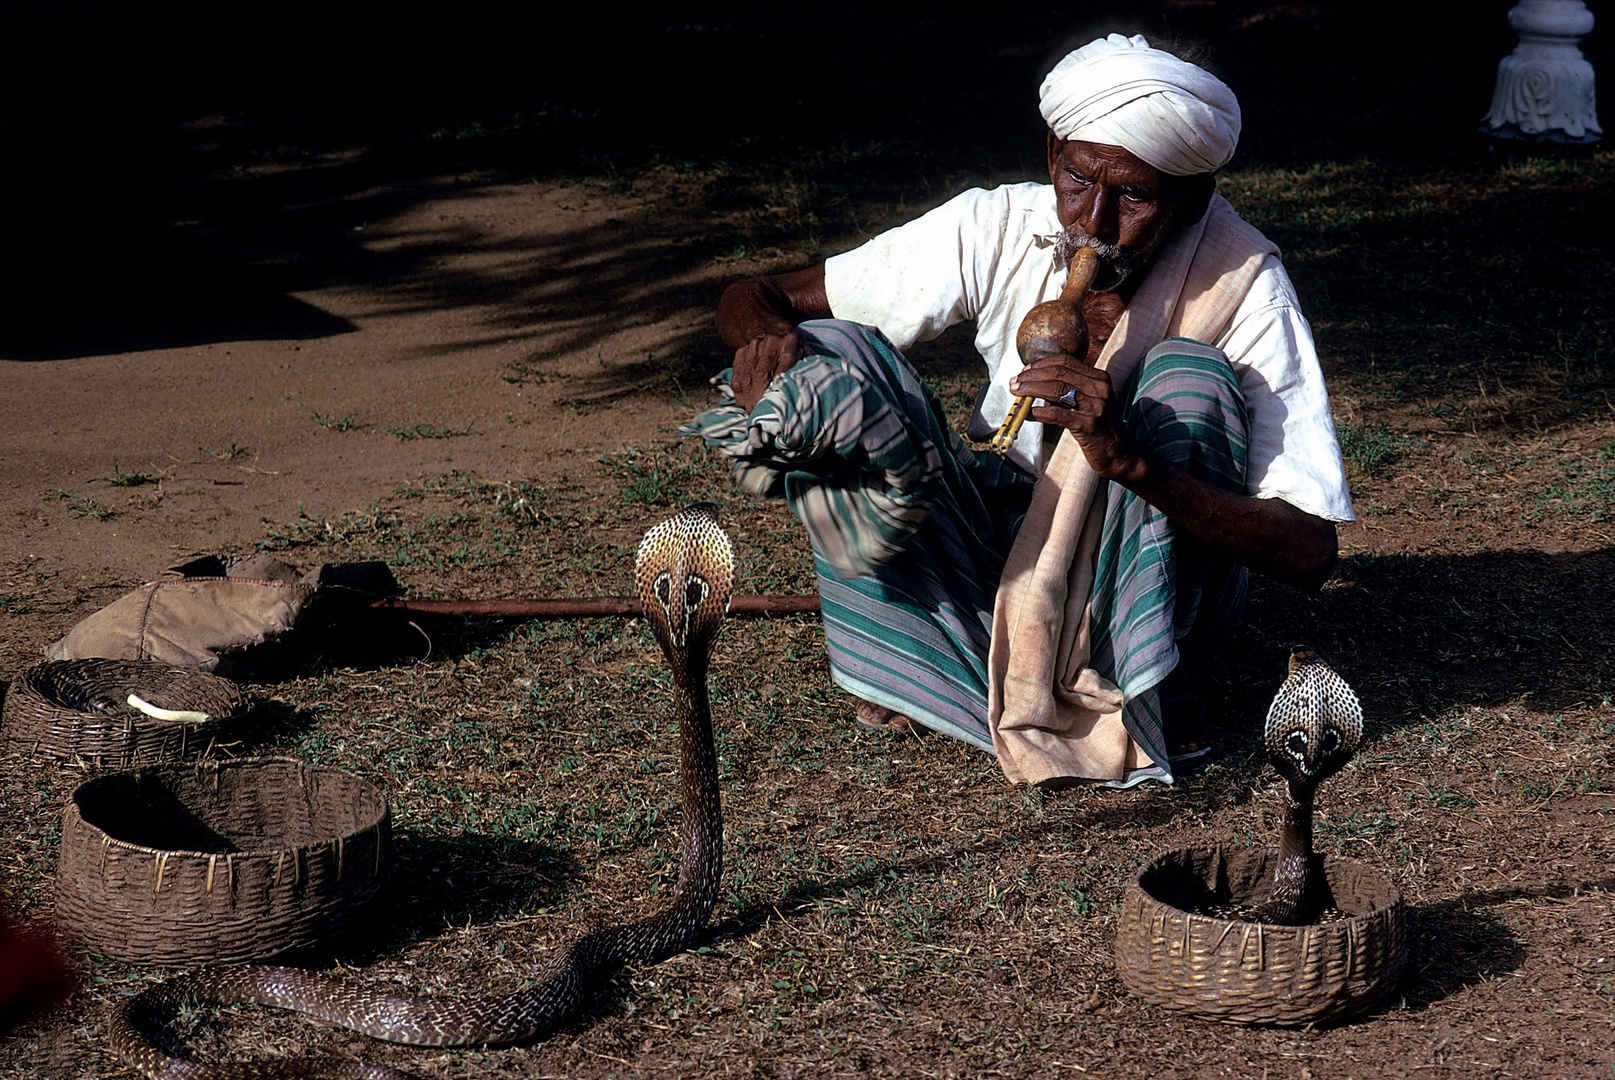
[45,554,399,680]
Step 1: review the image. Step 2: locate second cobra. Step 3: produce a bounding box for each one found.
[111,505,737,1079]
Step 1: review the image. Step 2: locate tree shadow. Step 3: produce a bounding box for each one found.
[1,0,1587,386]
[1207,547,1615,742]
[3,218,357,361]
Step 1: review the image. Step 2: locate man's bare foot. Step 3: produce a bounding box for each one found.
[852,697,923,736]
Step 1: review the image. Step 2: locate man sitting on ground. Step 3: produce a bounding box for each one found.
[685,34,1353,789]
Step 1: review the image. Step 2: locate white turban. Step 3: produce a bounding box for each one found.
[1038,34,1240,176]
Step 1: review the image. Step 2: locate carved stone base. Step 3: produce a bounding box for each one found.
[1481,120,1603,146]
[1482,0,1602,145]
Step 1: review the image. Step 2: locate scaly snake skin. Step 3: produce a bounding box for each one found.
[1247,646,1364,925]
[109,505,737,1079]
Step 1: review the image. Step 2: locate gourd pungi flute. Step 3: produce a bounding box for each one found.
[988,245,1101,455]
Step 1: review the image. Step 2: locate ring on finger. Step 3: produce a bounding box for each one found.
[1055,387,1080,409]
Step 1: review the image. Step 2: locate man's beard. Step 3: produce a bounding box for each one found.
[1055,229,1137,292]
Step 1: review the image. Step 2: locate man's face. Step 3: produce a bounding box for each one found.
[1046,135,1191,291]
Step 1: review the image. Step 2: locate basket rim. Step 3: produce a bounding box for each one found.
[1126,843,1405,928]
[13,658,255,722]
[66,756,388,861]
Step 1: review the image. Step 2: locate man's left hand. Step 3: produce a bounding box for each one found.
[1010,353,1144,483]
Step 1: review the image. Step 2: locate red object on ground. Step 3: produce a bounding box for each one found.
[0,912,76,1033]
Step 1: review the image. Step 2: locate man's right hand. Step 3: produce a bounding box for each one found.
[732,330,806,412]
[714,265,831,412]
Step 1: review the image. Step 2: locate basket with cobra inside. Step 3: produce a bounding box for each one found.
[2,659,253,768]
[1112,648,1408,1026]
[1114,844,1406,1026]
[55,756,390,966]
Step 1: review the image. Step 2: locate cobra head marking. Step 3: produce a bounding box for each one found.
[1264,646,1364,796]
[635,503,735,663]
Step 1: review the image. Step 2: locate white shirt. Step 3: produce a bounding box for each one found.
[823,182,1355,524]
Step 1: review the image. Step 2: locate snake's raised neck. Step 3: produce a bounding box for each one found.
[1247,647,1363,926]
[633,502,734,928]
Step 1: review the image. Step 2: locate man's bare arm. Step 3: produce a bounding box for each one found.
[1100,454,1337,589]
[1013,352,1338,590]
[715,264,831,411]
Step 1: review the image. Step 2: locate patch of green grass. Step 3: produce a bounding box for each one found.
[617,467,681,506]
[98,460,155,487]
[0,594,29,614]
[1534,437,1615,521]
[600,445,714,507]
[1315,806,1394,852]
[314,411,361,432]
[1336,421,1417,477]
[201,440,249,460]
[252,144,311,163]
[501,359,561,386]
[428,121,489,142]
[308,413,471,442]
[259,504,404,552]
[46,488,112,520]
[1401,783,1476,810]
[313,413,476,440]
[248,463,810,593]
[374,422,477,441]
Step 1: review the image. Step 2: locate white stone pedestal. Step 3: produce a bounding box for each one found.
[1482,0,1602,144]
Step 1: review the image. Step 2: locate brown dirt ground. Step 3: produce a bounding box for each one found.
[2,4,1614,1079]
[2,171,1611,1080]
[0,172,742,585]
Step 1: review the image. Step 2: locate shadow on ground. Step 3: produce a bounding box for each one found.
[1208,547,1615,740]
[6,0,1598,407]
[279,831,583,970]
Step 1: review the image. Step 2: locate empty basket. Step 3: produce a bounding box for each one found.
[55,757,390,965]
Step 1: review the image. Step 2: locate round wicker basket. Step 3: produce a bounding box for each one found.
[1113,845,1407,1026]
[55,757,391,966]
[2,659,252,768]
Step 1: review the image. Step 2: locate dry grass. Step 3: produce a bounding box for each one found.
[4,420,1613,1076]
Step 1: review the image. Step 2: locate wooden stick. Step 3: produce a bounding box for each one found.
[371,594,820,619]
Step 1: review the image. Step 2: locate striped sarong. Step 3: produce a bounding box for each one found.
[1088,338,1249,784]
[683,320,1247,779]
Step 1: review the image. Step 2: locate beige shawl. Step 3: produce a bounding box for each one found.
[988,194,1280,786]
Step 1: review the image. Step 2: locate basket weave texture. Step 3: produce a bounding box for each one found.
[1113,845,1407,1026]
[56,757,390,966]
[2,659,251,768]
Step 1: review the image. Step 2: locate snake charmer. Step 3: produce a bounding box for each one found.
[687,34,1354,789]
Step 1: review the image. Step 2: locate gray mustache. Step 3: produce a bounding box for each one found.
[1055,229,1137,290]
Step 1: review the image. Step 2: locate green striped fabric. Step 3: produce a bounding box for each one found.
[1089,339,1249,783]
[684,321,1031,750]
[685,323,1247,784]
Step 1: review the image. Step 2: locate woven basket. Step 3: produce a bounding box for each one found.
[2,659,252,768]
[1113,845,1407,1026]
[55,757,390,966]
